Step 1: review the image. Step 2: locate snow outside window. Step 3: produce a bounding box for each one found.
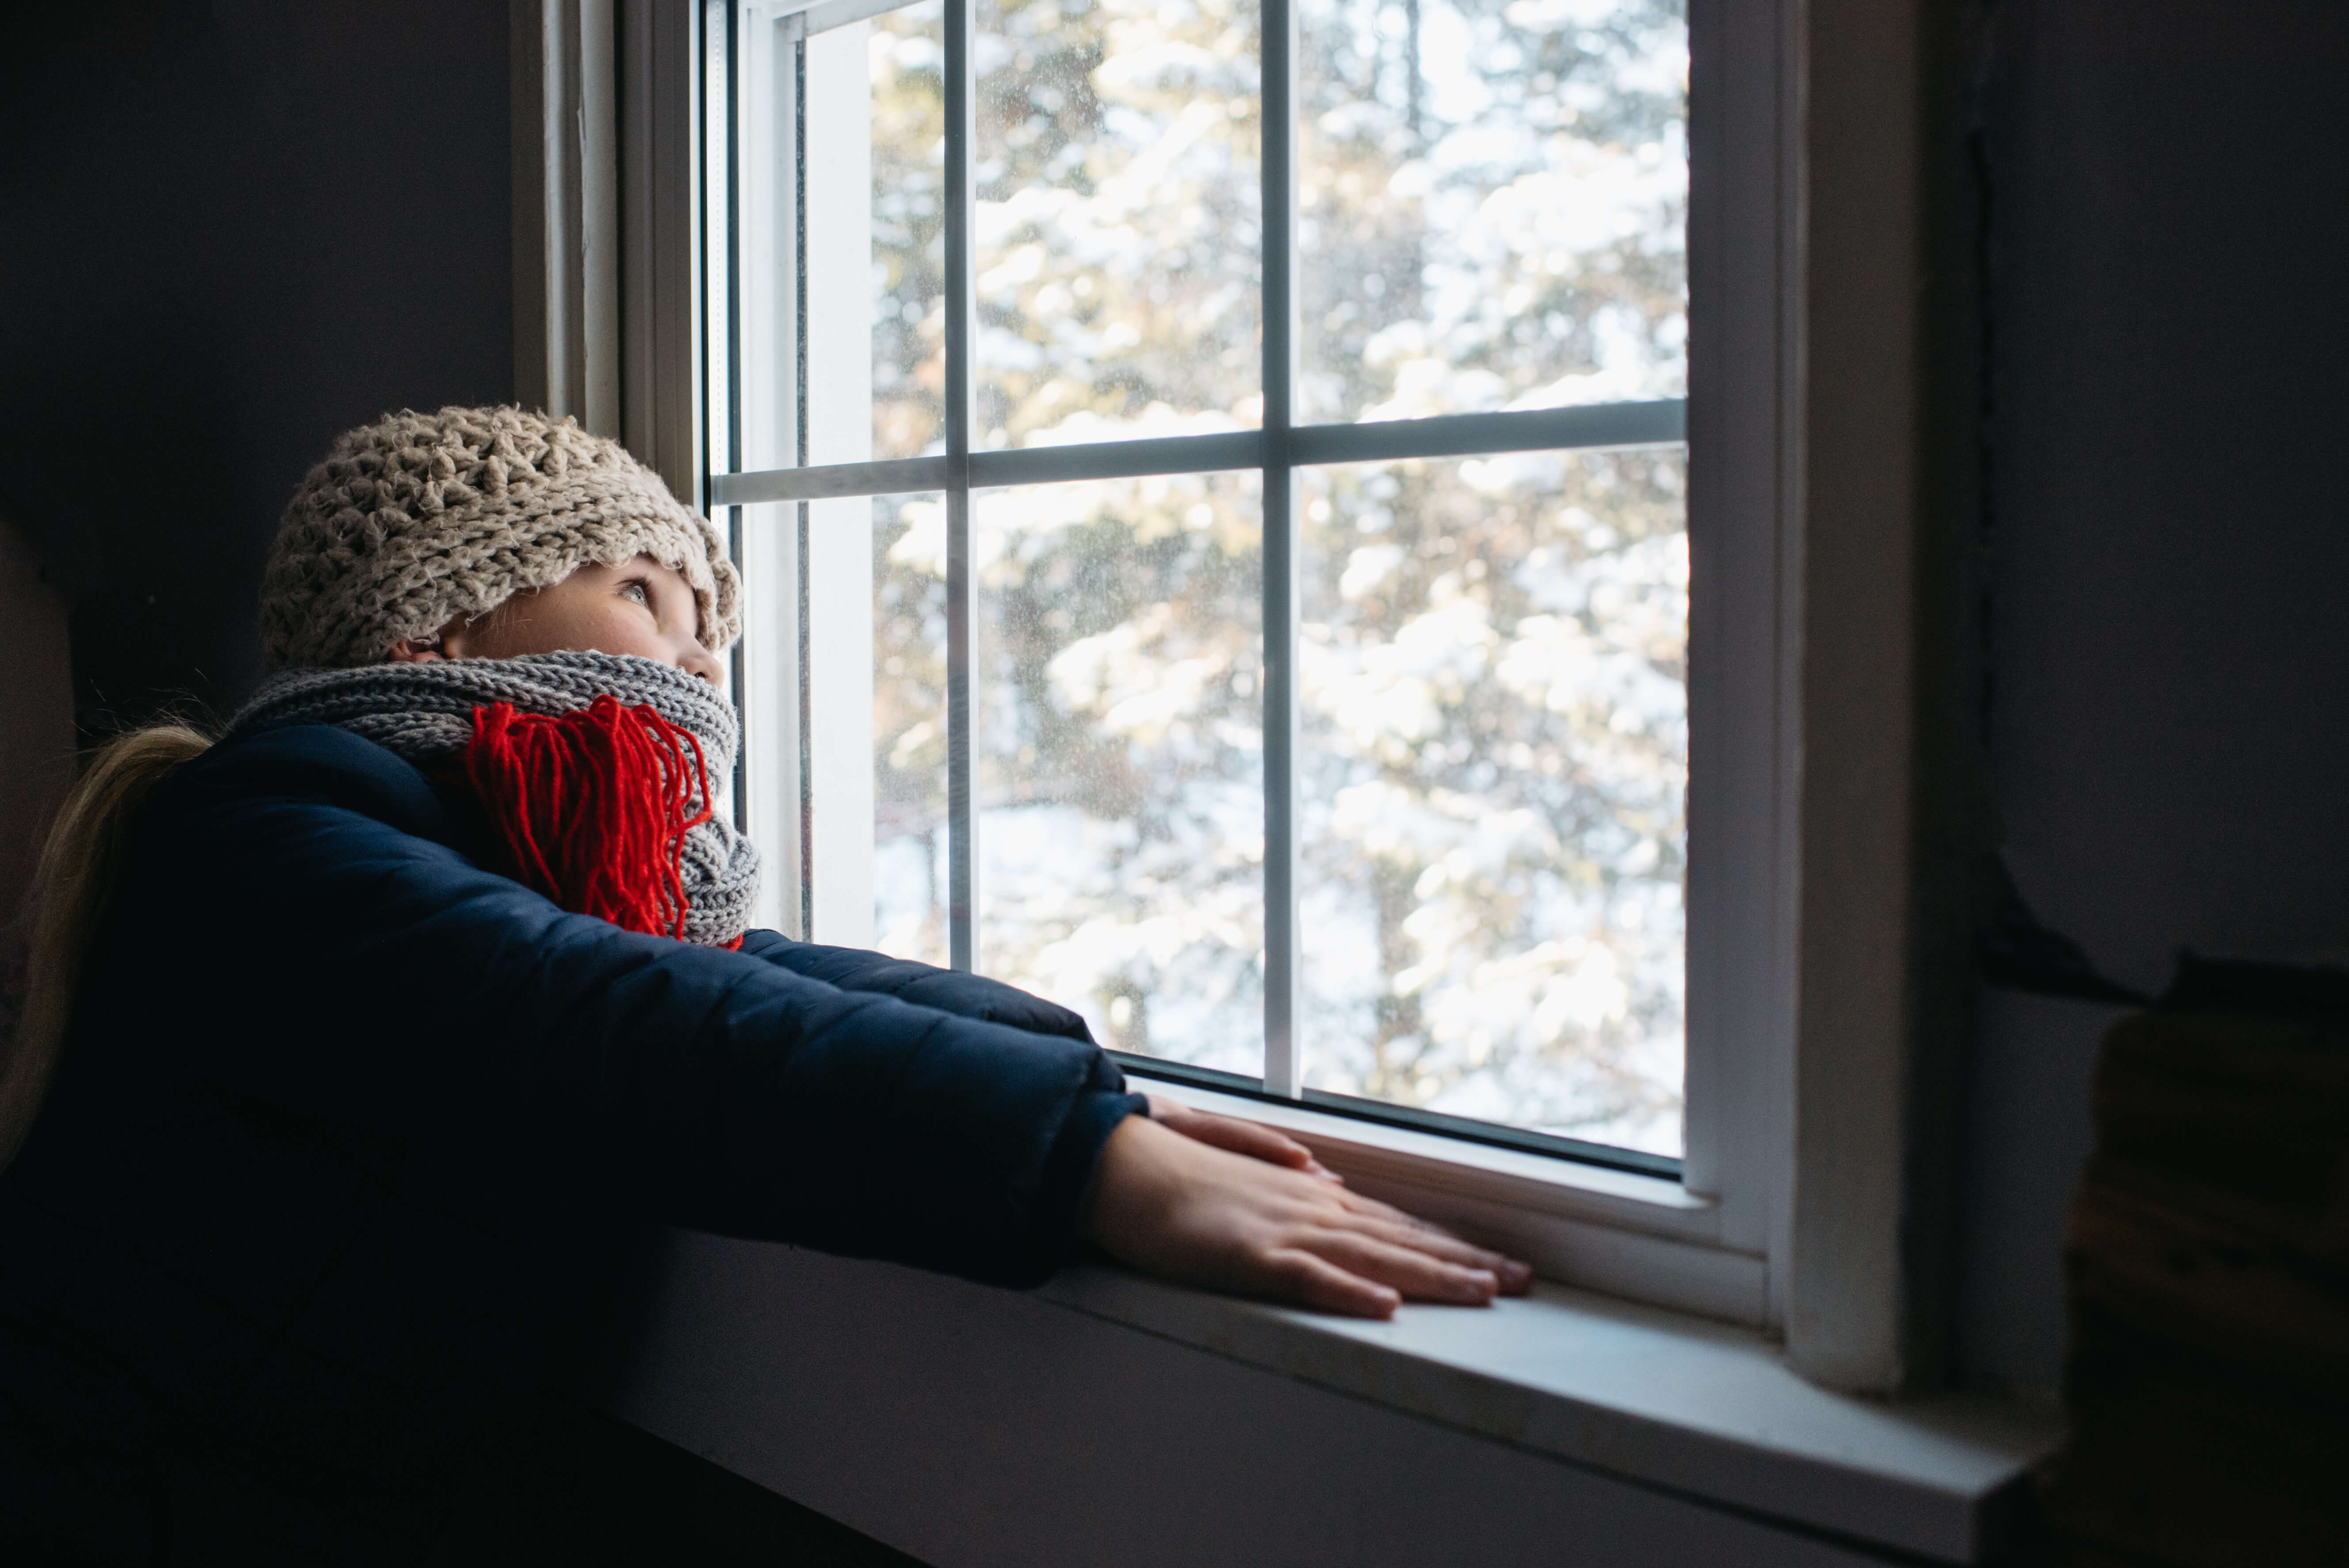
[711,0,1690,1168]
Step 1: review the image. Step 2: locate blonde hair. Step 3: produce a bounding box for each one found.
[1,723,213,1169]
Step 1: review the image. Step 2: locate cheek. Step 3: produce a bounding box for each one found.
[471,594,653,659]
[584,601,672,658]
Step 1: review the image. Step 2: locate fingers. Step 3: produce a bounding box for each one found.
[1265,1249,1402,1319]
[1332,1186,1436,1227]
[1319,1189,1534,1294]
[1148,1097,1334,1177]
[1197,1115,1317,1170]
[1341,1214,1534,1295]
[1295,1229,1500,1305]
[1176,1118,1534,1295]
[1086,1111,1536,1319]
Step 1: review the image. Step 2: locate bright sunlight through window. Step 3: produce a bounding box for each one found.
[709,0,1689,1163]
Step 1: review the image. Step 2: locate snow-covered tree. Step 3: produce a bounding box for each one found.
[860,0,1688,1151]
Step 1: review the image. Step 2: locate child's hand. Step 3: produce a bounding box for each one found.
[1145,1094,1340,1180]
[1081,1114,1534,1319]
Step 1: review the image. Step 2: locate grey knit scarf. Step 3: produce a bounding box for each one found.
[230,651,760,946]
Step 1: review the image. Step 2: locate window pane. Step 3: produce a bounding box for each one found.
[873,493,951,964]
[1298,448,1686,1154]
[788,490,949,958]
[976,475,1264,1072]
[782,2,944,466]
[975,0,1263,447]
[735,503,801,937]
[868,4,948,458]
[1297,0,1687,425]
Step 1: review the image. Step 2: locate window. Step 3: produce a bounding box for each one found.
[707,0,1696,1172]
[550,0,1956,1389]
[548,0,1982,1386]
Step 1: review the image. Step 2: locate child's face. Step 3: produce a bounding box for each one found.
[388,555,722,684]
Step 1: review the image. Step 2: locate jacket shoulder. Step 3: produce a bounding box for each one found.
[163,723,461,844]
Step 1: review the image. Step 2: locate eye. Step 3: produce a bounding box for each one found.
[618,579,651,609]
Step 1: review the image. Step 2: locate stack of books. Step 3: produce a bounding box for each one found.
[2047,961,2349,1566]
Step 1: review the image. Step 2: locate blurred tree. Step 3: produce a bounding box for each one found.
[857,0,1687,1150]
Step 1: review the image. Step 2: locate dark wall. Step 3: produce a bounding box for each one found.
[0,0,511,734]
[1959,0,2349,1395]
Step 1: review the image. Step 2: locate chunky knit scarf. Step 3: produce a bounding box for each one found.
[230,652,760,947]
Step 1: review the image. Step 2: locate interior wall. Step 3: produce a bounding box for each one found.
[0,517,76,927]
[0,0,511,735]
[1957,0,2349,1397]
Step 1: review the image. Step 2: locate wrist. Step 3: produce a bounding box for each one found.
[1079,1111,1182,1253]
[1043,1088,1150,1269]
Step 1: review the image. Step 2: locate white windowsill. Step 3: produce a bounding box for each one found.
[612,1074,2056,1564]
[1133,1072,1770,1325]
[615,1236,2063,1565]
[1033,1264,2062,1564]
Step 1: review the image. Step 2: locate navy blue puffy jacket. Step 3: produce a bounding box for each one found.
[0,723,1143,1556]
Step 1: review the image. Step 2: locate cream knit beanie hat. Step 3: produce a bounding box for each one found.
[259,405,740,670]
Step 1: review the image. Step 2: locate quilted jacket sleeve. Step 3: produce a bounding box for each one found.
[734,930,1096,1043]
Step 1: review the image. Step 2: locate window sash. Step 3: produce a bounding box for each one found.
[706,0,1697,1172]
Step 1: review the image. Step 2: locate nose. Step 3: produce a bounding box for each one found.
[681,639,723,686]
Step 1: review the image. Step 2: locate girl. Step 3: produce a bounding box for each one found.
[0,407,1524,1559]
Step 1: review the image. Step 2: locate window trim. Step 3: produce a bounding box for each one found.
[1117,1053,1684,1181]
[708,403,1690,506]
[536,0,1964,1393]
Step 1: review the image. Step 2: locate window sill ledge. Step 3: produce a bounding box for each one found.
[610,1236,2062,1565]
[1036,1264,2061,1563]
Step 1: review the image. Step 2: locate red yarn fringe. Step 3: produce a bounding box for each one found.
[464,694,735,945]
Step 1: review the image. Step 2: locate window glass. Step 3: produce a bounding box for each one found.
[874,493,952,964]
[975,474,1264,1072]
[1297,0,1687,424]
[725,0,1695,1168]
[781,1,945,467]
[975,0,1264,446]
[1298,448,1686,1154]
[868,4,950,459]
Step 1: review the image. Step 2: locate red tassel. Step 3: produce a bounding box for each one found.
[463,694,727,943]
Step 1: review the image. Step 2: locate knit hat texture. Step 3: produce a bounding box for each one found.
[260,406,740,670]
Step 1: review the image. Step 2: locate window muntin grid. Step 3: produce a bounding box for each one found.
[710,0,1688,1172]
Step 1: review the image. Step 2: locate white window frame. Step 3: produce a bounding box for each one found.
[520,0,1951,1395]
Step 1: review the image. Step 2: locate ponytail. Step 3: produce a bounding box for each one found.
[1,724,213,1169]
